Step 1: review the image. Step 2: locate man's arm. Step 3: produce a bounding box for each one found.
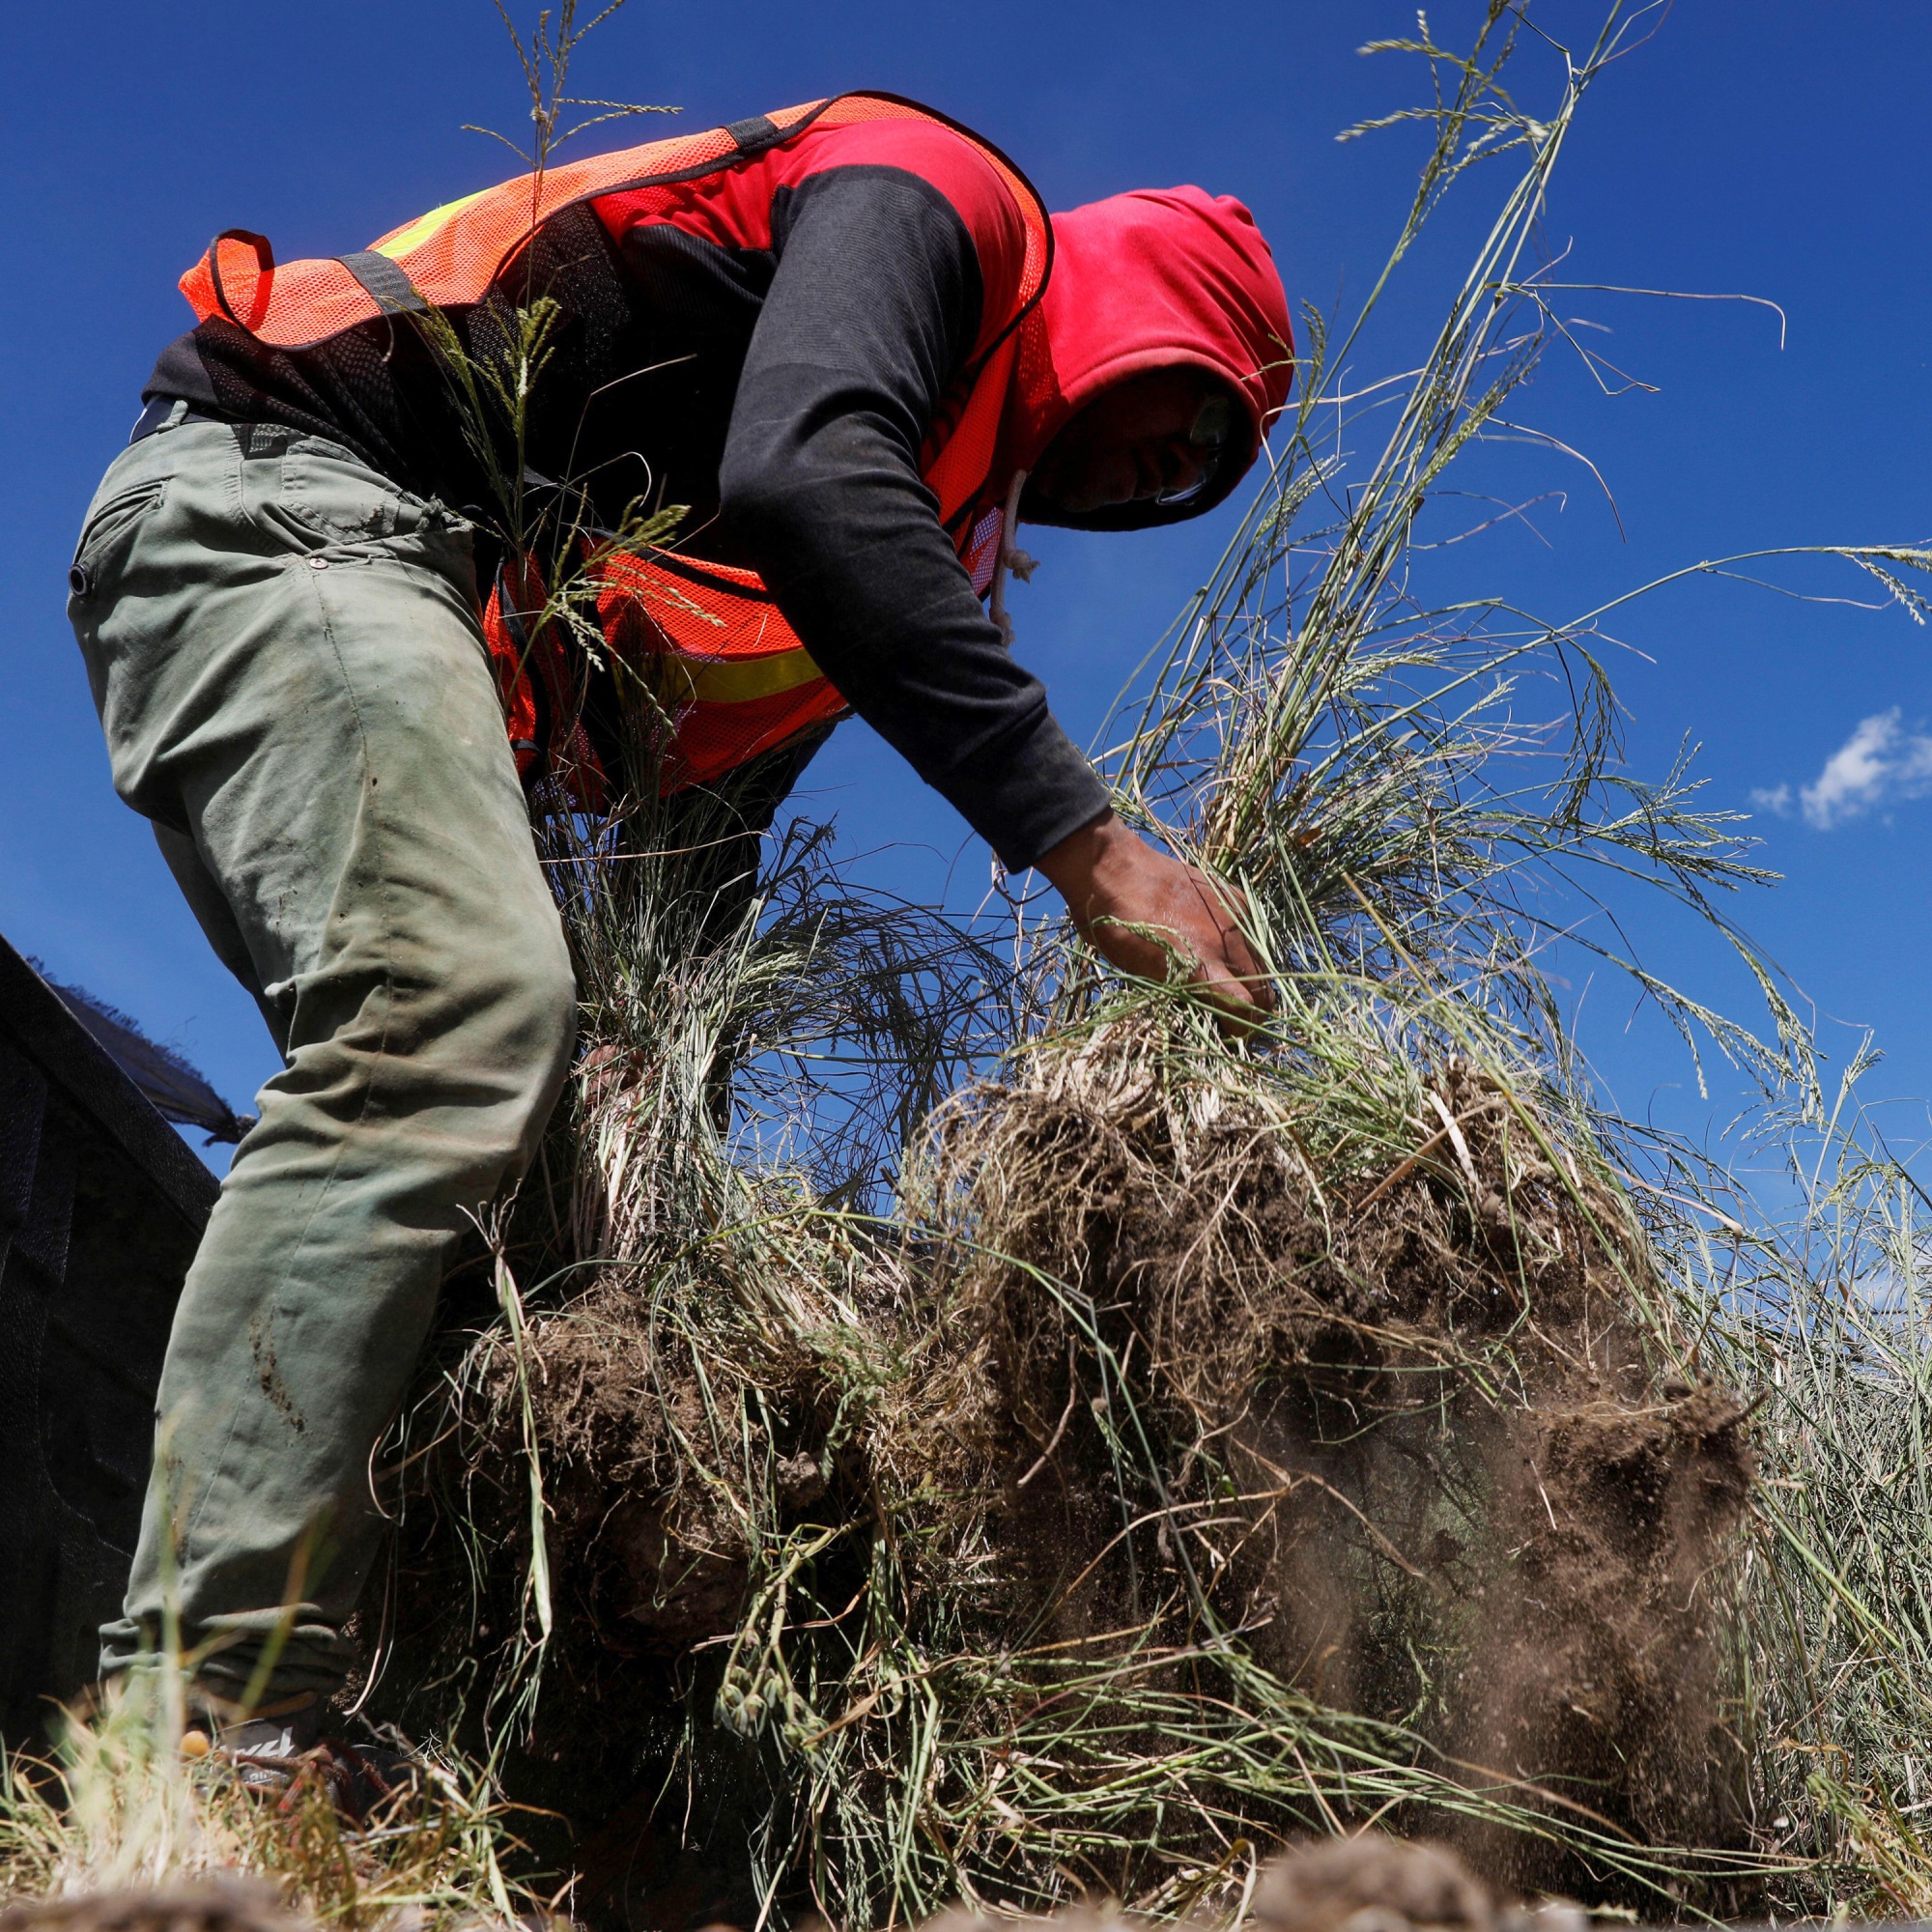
[715,163,1109,871]
[713,164,1271,1023]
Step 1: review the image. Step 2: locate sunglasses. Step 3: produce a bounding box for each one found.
[1156,390,1239,507]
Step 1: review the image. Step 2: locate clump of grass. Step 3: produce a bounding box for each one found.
[352,2,1932,1923]
[366,3,1929,1919]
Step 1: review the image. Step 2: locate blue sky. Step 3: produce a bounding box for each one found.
[6,1,1930,1178]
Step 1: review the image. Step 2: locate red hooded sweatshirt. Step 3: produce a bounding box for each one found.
[1006,186,1295,530]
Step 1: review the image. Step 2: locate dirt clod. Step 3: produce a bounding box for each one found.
[1253,1835,1496,1932]
[0,1880,307,1932]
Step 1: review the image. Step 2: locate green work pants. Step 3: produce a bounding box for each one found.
[68,417,577,1700]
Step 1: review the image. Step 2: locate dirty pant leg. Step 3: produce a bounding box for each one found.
[69,422,577,1699]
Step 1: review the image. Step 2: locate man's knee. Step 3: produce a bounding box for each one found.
[513,942,579,1086]
[491,927,578,1149]
[299,914,577,1180]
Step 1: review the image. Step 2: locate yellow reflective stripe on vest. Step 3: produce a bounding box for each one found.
[370,185,495,262]
[644,645,826,708]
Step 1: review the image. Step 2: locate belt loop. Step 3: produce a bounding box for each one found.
[128,397,195,445]
[128,397,179,443]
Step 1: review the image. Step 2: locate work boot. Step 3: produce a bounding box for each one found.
[183,1690,324,1795]
[185,1692,422,1820]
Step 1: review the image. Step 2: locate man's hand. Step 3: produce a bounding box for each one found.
[1035,810,1275,1029]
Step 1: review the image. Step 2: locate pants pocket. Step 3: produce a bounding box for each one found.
[69,477,171,609]
[71,477,168,567]
[277,439,432,545]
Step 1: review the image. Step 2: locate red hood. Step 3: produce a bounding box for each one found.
[1003,185,1293,530]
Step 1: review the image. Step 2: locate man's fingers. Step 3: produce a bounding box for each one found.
[1082,919,1271,1032]
[1182,924,1273,1034]
[1222,925,1276,1015]
[1189,876,1276,1021]
[1198,959,1273,1030]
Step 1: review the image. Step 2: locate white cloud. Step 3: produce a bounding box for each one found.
[1780,709,1932,830]
[1749,783,1792,816]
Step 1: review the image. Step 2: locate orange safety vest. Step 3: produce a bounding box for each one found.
[180,95,1053,798]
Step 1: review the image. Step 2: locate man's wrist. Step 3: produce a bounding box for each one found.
[1036,808,1131,921]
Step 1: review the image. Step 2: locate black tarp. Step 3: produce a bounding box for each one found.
[32,968,253,1146]
[0,933,215,1744]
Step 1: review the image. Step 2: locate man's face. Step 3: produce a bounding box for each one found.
[1028,367,1235,516]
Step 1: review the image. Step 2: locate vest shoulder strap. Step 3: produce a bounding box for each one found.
[180,94,1050,360]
